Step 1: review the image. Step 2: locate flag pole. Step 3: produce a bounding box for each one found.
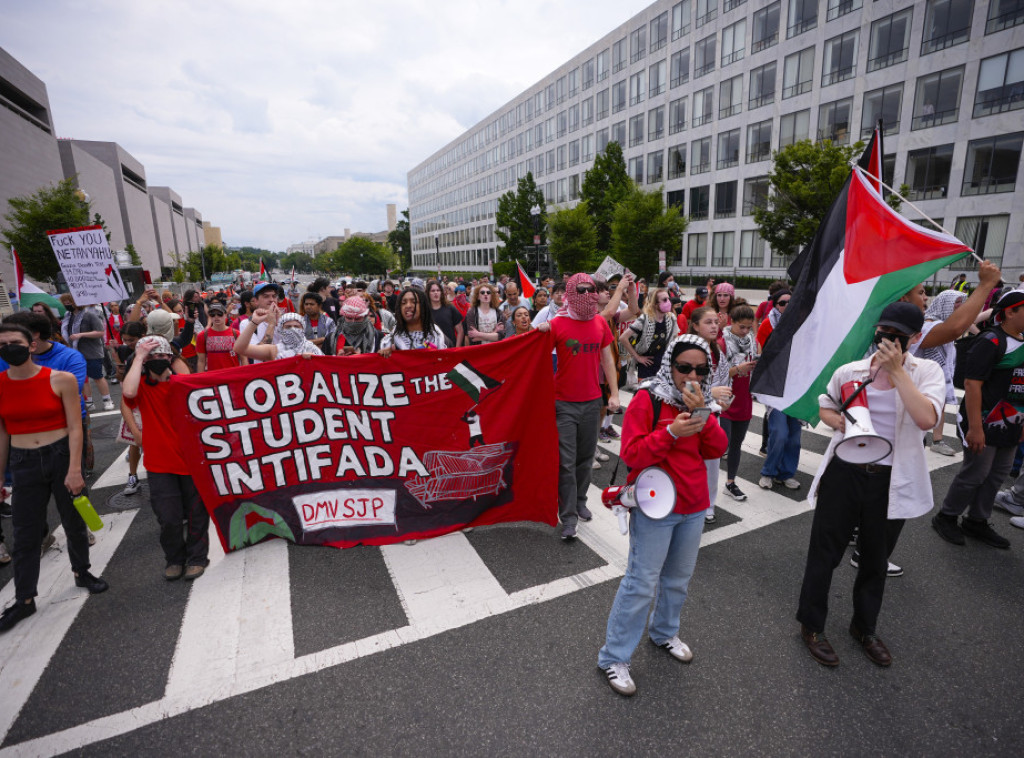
[851,163,985,265]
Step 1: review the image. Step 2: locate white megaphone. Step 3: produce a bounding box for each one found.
[602,466,677,534]
[834,380,892,464]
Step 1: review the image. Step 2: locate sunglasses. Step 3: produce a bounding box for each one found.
[672,362,711,376]
[479,290,492,295]
[777,299,790,307]
[576,285,596,294]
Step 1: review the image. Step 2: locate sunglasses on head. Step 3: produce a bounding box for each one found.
[576,285,596,294]
[672,361,711,376]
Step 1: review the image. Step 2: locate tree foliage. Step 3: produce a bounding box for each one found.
[181,244,242,282]
[580,141,633,253]
[1,178,91,284]
[547,202,599,275]
[334,237,396,275]
[610,186,688,279]
[279,251,314,274]
[495,173,545,262]
[387,208,412,270]
[125,243,143,266]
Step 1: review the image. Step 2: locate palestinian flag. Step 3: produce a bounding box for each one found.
[858,120,885,196]
[447,361,504,404]
[750,165,972,423]
[18,279,66,316]
[515,260,537,299]
[258,258,267,282]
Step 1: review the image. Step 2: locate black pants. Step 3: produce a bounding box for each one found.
[10,437,90,601]
[796,458,904,635]
[148,472,210,567]
[718,417,750,481]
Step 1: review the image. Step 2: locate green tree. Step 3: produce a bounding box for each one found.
[1,178,91,284]
[335,237,396,275]
[547,202,599,275]
[610,186,688,279]
[387,208,412,270]
[495,173,545,262]
[125,243,143,266]
[279,251,314,274]
[580,141,633,253]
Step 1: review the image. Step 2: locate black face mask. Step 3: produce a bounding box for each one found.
[0,343,31,366]
[145,358,172,377]
[873,331,910,353]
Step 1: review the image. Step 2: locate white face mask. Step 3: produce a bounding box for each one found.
[278,327,305,351]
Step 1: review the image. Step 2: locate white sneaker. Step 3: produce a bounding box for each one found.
[930,440,956,456]
[595,450,610,462]
[102,400,115,411]
[775,477,801,490]
[85,401,95,412]
[123,475,140,495]
[592,460,601,469]
[654,635,694,662]
[758,476,774,489]
[601,662,637,696]
[0,543,10,564]
[993,491,1024,517]
[1010,516,1024,530]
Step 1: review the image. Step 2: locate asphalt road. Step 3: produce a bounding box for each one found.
[0,386,1022,757]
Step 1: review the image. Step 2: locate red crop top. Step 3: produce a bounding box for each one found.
[0,367,67,435]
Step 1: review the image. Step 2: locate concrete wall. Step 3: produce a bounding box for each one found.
[58,140,125,250]
[149,191,177,269]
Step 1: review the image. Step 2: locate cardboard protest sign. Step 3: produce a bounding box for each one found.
[170,331,559,551]
[594,255,627,281]
[47,224,129,304]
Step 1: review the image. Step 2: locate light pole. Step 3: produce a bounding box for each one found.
[530,205,542,280]
[434,233,441,278]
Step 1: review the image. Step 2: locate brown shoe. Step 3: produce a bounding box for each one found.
[183,565,206,581]
[164,564,184,581]
[849,623,892,667]
[801,625,839,667]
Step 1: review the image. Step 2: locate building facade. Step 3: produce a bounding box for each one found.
[408,0,1024,280]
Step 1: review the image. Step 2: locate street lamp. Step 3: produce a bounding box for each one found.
[434,233,441,278]
[530,205,542,280]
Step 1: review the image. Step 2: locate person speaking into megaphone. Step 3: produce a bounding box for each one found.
[597,334,727,697]
[796,302,944,670]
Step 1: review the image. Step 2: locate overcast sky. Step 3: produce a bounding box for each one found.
[3,0,647,251]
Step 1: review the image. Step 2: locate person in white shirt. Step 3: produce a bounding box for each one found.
[796,303,943,669]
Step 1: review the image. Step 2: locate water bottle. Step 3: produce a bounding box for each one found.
[72,494,104,531]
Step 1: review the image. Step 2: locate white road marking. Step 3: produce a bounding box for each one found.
[91,452,147,490]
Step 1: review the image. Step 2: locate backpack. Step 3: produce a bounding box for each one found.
[953,329,1007,390]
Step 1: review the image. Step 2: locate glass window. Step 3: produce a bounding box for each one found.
[570,69,580,97]
[861,84,903,137]
[535,123,544,147]
[696,0,718,27]
[545,149,555,173]
[822,30,858,86]
[817,98,853,144]
[693,87,714,128]
[724,0,747,11]
[650,60,667,97]
[667,189,686,213]
[534,91,544,116]
[740,230,766,266]
[692,136,712,174]
[922,0,973,54]
[649,106,666,141]
[581,98,594,127]
[720,75,743,118]
[556,76,567,104]
[629,155,645,184]
[612,80,627,113]
[582,59,595,90]
[783,47,815,98]
[717,129,740,168]
[525,98,534,121]
[557,110,567,137]
[962,133,1024,195]
[611,120,627,146]
[987,0,1024,33]
[568,104,579,132]
[752,2,781,53]
[630,71,646,106]
[597,49,610,82]
[749,62,777,109]
[912,66,964,128]
[905,144,954,199]
[568,140,580,166]
[582,133,595,162]
[613,38,628,73]
[687,231,708,263]
[974,49,1024,118]
[631,26,647,63]
[787,0,819,38]
[722,20,746,67]
[597,127,610,152]
[668,143,688,178]
[671,47,691,88]
[695,34,717,77]
[648,151,665,183]
[629,113,646,147]
[952,215,1008,267]
[545,116,555,143]
[868,9,913,73]
[712,230,735,263]
[827,0,861,22]
[557,144,567,170]
[596,89,609,121]
[747,120,772,162]
[743,176,770,214]
[651,11,669,52]
[545,84,555,111]
[670,96,688,134]
[570,174,581,201]
[672,0,692,40]
[557,178,567,203]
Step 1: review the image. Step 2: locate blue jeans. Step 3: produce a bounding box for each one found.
[761,409,801,480]
[598,508,705,667]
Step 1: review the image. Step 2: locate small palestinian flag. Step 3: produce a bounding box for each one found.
[229,502,295,549]
[516,260,537,299]
[447,361,504,404]
[258,258,267,282]
[858,119,885,196]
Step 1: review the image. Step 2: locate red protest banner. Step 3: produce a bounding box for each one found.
[170,331,559,552]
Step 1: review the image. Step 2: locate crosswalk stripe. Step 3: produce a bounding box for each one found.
[91,453,147,490]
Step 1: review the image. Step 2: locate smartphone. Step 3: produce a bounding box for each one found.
[690,407,712,423]
[142,269,152,285]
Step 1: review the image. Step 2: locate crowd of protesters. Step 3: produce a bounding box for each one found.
[1,265,1022,700]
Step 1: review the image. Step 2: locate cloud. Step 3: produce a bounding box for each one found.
[2,0,637,250]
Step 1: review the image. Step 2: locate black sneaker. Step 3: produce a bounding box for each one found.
[578,505,594,522]
[0,600,36,632]
[932,513,965,545]
[0,501,11,518]
[560,524,577,541]
[960,518,1011,549]
[724,482,747,501]
[74,571,110,594]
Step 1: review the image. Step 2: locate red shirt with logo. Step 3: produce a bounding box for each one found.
[195,327,241,371]
[550,315,612,402]
[123,380,189,475]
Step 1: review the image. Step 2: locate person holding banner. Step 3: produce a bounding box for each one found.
[0,324,109,632]
[380,288,447,353]
[235,308,322,362]
[796,303,943,668]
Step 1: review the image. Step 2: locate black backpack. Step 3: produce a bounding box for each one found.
[953,329,1007,390]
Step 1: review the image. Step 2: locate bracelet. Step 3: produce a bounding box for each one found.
[666,426,680,439]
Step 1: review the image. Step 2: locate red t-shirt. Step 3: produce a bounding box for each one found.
[679,298,705,326]
[756,318,774,349]
[124,380,189,475]
[195,327,241,371]
[550,315,612,402]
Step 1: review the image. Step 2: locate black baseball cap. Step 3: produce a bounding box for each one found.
[876,301,925,335]
[993,288,1024,323]
[695,286,708,297]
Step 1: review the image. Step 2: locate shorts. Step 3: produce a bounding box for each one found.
[85,358,104,380]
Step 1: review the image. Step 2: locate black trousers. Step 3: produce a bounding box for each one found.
[796,458,904,635]
[148,472,210,567]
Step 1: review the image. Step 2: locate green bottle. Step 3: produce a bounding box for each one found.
[73,495,104,532]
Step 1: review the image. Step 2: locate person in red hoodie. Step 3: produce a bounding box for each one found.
[597,333,727,696]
